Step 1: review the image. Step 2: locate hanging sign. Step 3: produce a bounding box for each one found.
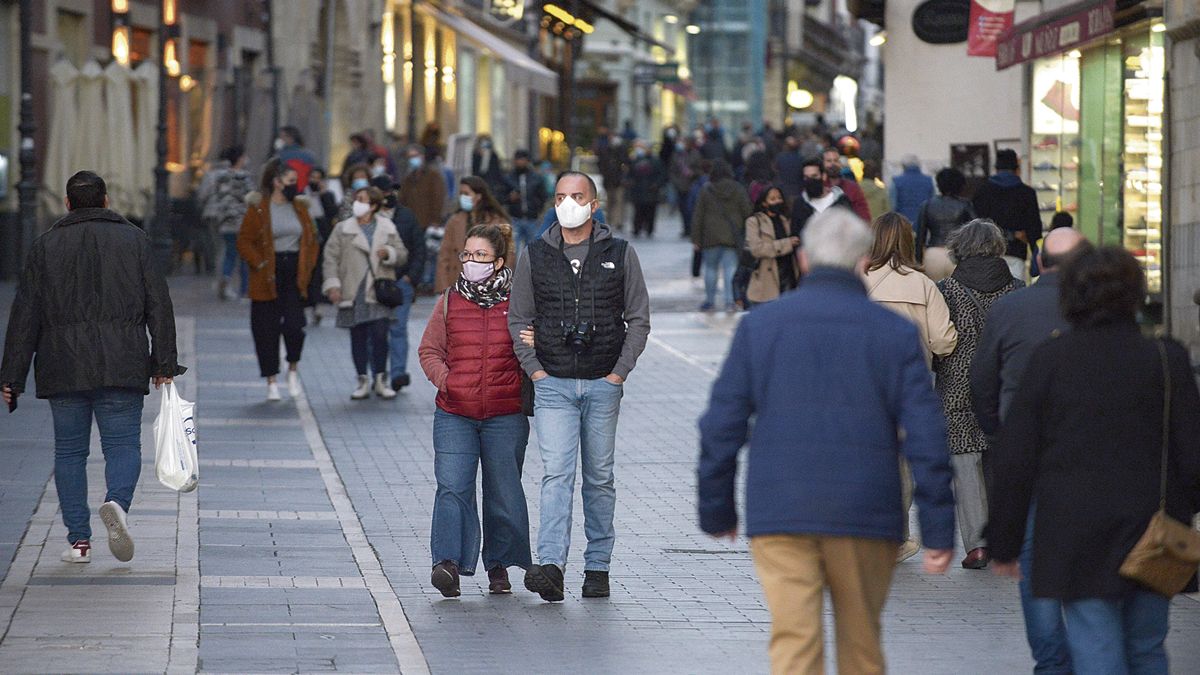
[967,0,1015,57]
[995,0,1116,70]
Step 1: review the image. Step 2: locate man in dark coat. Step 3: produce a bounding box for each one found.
[972,149,1043,282]
[372,175,424,392]
[625,141,667,238]
[968,227,1088,675]
[821,147,871,222]
[2,171,185,565]
[699,207,956,674]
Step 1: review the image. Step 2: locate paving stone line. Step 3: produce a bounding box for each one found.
[198,509,339,520]
[168,316,200,674]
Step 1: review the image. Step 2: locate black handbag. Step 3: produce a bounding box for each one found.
[373,278,405,308]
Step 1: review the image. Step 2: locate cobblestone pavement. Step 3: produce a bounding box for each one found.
[2,218,1199,673]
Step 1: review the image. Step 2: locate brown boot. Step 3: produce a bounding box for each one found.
[488,566,511,594]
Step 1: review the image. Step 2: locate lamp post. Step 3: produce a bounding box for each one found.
[151,0,178,271]
[17,0,37,269]
[264,0,279,145]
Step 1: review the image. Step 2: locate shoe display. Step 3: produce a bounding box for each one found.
[266,382,282,401]
[373,374,397,400]
[61,540,91,563]
[431,560,461,598]
[287,371,301,398]
[961,547,990,569]
[1032,161,1058,172]
[351,375,371,400]
[488,566,512,594]
[581,570,610,598]
[99,501,134,562]
[524,564,565,602]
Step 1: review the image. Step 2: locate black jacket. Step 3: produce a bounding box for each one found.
[505,168,548,220]
[987,324,1200,599]
[390,204,425,283]
[789,192,851,236]
[972,173,1042,260]
[915,195,975,262]
[2,208,186,398]
[969,272,1068,435]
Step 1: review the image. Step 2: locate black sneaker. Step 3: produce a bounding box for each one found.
[431,560,461,598]
[581,570,610,598]
[523,564,565,602]
[391,373,411,391]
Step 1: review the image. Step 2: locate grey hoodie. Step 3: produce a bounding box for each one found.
[507,221,651,380]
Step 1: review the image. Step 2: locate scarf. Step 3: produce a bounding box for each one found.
[453,266,513,309]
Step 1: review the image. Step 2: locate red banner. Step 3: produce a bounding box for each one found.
[995,0,1116,70]
[968,0,1015,57]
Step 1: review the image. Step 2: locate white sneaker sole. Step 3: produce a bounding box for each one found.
[99,502,135,562]
[61,549,91,563]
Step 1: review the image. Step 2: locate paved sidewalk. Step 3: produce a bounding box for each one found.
[1,228,1199,673]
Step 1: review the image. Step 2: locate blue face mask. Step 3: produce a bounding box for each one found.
[408,156,423,170]
[350,178,369,191]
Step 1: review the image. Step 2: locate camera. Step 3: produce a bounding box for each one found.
[560,321,595,355]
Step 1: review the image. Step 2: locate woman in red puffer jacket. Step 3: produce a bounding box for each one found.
[418,222,531,598]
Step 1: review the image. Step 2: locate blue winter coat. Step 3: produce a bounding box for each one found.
[697,268,957,548]
[890,166,935,225]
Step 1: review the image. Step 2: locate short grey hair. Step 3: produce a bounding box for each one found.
[901,153,920,168]
[947,218,1007,263]
[802,207,873,271]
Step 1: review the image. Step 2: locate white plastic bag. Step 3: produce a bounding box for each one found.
[153,382,198,492]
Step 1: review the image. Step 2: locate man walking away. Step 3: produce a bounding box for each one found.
[969,226,1089,675]
[889,154,933,224]
[691,160,751,312]
[505,149,548,251]
[508,171,651,602]
[698,207,956,674]
[2,171,186,564]
[972,149,1042,282]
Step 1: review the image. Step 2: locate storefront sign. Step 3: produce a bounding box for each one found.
[633,62,680,86]
[912,0,970,45]
[968,0,1015,57]
[995,0,1115,70]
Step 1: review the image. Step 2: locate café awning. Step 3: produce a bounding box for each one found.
[995,0,1116,70]
[417,4,558,97]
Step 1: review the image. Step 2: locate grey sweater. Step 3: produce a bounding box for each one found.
[507,222,651,380]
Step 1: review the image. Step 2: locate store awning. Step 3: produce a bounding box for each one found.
[417,5,559,96]
[995,0,1116,70]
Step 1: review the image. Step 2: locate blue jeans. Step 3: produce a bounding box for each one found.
[532,376,623,571]
[512,218,539,251]
[388,279,416,380]
[431,409,532,574]
[49,388,145,544]
[1063,590,1170,674]
[221,232,248,295]
[702,246,738,307]
[1020,504,1073,673]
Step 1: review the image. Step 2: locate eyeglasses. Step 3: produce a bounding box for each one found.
[458,251,496,263]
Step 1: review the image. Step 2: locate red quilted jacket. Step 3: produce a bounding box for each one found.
[431,292,522,419]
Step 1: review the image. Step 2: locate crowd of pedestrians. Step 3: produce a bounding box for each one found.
[3,118,1199,675]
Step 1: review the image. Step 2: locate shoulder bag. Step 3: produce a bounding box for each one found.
[1118,340,1200,596]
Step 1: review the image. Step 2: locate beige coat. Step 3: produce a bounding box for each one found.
[744,212,799,303]
[864,264,958,367]
[321,216,407,307]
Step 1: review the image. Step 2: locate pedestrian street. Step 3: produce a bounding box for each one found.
[1,233,1198,674]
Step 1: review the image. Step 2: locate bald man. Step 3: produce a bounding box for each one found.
[969,226,1088,675]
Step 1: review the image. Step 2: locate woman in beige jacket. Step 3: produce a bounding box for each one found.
[864,211,958,563]
[744,186,801,305]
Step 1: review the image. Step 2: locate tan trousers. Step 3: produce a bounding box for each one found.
[752,534,897,675]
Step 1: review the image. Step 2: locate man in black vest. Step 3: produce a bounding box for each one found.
[508,171,651,601]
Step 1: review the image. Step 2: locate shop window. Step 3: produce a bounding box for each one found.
[1029,53,1080,228]
[129,27,154,65]
[1121,27,1165,296]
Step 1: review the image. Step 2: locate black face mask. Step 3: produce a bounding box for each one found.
[804,177,825,199]
[765,203,784,216]
[281,184,299,201]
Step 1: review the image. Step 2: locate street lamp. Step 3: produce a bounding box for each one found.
[151,0,179,271]
[112,0,132,65]
[17,0,37,270]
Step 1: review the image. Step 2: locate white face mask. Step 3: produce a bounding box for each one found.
[555,197,592,229]
[273,138,285,151]
[352,201,372,218]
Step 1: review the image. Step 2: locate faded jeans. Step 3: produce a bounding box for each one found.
[387,279,416,380]
[1020,504,1073,674]
[49,388,145,544]
[532,375,623,571]
[702,246,738,308]
[1064,590,1169,674]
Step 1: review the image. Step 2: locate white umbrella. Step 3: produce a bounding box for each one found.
[103,61,137,216]
[132,61,159,219]
[72,61,107,187]
[40,59,80,217]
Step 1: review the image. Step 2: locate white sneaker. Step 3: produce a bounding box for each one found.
[266,382,282,401]
[373,374,397,400]
[99,501,135,562]
[351,375,371,400]
[61,540,91,563]
[896,539,921,563]
[287,371,301,397]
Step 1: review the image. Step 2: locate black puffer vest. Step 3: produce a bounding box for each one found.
[528,234,628,379]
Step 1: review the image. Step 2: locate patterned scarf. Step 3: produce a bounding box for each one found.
[453,266,513,309]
